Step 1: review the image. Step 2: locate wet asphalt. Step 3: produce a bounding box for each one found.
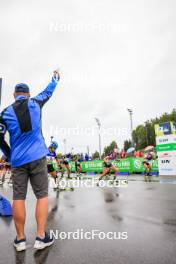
[0,176,176,264]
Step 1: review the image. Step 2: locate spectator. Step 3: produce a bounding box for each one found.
[120,150,126,159]
[0,71,60,251]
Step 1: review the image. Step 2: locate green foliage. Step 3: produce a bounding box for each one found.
[103,141,118,157]
[129,109,176,150]
[124,140,132,151]
[92,151,100,160]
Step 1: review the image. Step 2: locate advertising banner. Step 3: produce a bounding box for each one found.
[155,122,176,177]
[171,122,176,135]
[155,122,172,137]
[156,143,176,152]
[157,153,176,176]
[69,158,158,174]
[113,159,131,173]
[81,160,103,173]
[156,134,176,145]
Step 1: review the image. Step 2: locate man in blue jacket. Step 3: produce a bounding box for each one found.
[0,71,60,251]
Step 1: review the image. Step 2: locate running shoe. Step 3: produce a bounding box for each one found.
[13,237,26,252]
[34,232,54,250]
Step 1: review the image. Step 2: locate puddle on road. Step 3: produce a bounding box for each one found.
[163,219,176,226]
[111,215,123,222]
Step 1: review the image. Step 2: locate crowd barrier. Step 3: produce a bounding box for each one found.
[68,158,158,174]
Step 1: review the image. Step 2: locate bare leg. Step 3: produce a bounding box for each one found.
[78,167,82,174]
[147,166,152,182]
[50,171,57,183]
[112,166,119,180]
[36,197,48,237]
[61,165,65,178]
[66,165,71,178]
[13,200,26,240]
[99,168,110,181]
[143,164,149,182]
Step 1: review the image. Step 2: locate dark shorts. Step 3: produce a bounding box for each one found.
[104,162,113,168]
[75,162,81,168]
[47,163,55,173]
[143,161,151,167]
[62,160,69,166]
[12,157,48,200]
[58,164,62,170]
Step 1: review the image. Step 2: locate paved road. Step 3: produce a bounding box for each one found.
[0,178,176,264]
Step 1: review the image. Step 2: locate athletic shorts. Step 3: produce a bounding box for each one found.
[143,161,151,167]
[147,160,152,167]
[47,163,55,173]
[12,157,48,200]
[62,160,69,166]
[103,162,113,168]
[58,164,62,170]
[75,162,81,167]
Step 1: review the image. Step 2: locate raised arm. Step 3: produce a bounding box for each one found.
[33,71,60,107]
[0,115,11,161]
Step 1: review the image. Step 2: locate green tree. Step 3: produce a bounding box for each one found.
[123,140,132,151]
[126,109,176,150]
[103,141,118,157]
[132,125,147,149]
[92,151,100,160]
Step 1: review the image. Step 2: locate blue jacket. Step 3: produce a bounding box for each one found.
[0,77,59,168]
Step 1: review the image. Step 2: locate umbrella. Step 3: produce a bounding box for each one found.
[0,195,13,217]
[145,146,154,152]
[127,147,135,154]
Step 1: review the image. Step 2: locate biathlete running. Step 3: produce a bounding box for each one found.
[61,155,71,179]
[74,155,82,177]
[142,160,152,182]
[143,152,153,182]
[98,155,119,184]
[47,141,59,189]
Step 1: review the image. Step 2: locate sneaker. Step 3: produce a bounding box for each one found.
[34,232,54,250]
[13,238,26,252]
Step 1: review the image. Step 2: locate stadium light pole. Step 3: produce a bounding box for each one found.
[95,118,102,159]
[127,109,134,146]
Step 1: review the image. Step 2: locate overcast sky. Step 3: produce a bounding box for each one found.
[0,0,176,154]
